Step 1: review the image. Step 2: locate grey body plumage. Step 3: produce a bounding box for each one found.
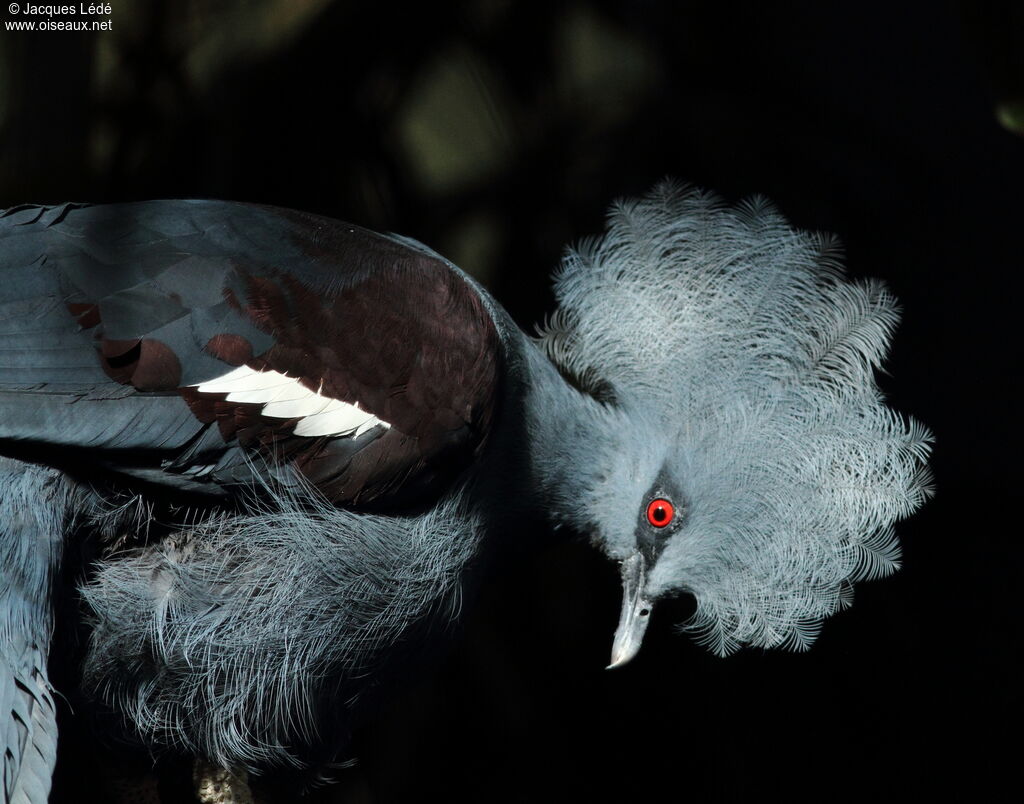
[0,182,932,799]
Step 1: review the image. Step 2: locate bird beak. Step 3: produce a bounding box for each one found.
[607,552,653,669]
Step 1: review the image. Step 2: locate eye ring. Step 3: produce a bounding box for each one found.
[646,498,674,528]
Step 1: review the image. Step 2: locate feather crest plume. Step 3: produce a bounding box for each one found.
[539,182,933,655]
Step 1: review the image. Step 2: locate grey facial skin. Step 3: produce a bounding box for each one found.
[607,479,682,668]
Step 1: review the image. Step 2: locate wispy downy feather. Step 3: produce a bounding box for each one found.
[539,182,933,655]
[80,476,482,769]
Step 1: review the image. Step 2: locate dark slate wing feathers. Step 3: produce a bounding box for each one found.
[0,201,501,507]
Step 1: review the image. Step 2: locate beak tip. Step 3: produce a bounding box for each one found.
[608,553,652,671]
[605,645,640,671]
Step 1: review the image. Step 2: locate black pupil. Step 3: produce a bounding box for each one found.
[652,505,667,522]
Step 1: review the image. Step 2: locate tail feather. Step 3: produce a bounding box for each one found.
[1,459,76,804]
[2,643,57,804]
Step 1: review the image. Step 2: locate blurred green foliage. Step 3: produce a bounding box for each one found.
[0,0,663,302]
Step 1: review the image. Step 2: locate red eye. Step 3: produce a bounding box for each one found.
[646,498,674,528]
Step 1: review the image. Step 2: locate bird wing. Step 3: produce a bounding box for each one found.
[0,201,501,507]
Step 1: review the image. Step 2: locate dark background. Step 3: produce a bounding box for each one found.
[2,0,1020,801]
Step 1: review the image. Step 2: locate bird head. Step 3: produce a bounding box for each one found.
[536,182,933,664]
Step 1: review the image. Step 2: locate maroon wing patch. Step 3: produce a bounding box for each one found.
[179,225,501,508]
